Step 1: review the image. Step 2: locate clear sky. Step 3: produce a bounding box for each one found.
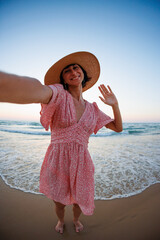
[0,0,160,122]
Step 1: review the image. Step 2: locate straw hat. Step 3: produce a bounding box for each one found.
[44,51,100,92]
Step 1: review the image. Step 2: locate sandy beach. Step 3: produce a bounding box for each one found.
[0,177,160,240]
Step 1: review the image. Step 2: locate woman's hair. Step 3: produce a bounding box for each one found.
[60,64,91,90]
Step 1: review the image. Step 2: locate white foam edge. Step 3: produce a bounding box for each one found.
[1,173,160,200]
[0,174,42,195]
[94,181,160,200]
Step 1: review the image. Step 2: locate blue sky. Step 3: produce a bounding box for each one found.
[0,0,160,122]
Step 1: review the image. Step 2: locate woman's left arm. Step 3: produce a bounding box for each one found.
[98,84,123,132]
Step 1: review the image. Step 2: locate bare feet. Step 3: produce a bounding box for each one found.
[73,220,84,233]
[55,220,65,234]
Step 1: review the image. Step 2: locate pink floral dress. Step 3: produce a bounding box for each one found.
[39,84,113,215]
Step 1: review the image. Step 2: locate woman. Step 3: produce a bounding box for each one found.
[0,51,122,234]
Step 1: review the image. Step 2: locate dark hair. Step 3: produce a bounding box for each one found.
[60,64,91,90]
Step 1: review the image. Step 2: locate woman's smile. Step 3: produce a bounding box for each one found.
[70,75,80,81]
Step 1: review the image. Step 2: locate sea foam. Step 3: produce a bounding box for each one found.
[0,120,160,200]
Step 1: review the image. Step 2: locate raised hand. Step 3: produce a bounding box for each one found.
[98,84,118,106]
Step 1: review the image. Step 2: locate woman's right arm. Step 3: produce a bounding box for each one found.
[0,71,52,104]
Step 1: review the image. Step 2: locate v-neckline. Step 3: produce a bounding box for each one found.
[68,92,88,124]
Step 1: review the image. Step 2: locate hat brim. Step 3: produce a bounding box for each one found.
[44,51,100,92]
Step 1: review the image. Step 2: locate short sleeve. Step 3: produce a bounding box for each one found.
[93,102,114,134]
[40,84,64,131]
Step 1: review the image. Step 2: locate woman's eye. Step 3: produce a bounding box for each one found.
[73,66,78,70]
[64,69,69,73]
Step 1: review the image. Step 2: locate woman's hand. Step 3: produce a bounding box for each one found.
[98,84,118,107]
[98,84,123,132]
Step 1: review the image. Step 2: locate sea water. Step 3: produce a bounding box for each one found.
[0,120,160,200]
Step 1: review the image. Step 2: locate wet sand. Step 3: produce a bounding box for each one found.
[0,177,160,240]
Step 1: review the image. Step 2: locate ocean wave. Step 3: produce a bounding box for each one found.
[0,120,41,126]
[0,129,50,135]
[0,128,149,137]
[0,120,160,137]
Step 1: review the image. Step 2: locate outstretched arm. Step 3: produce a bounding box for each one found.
[0,71,52,104]
[98,84,123,132]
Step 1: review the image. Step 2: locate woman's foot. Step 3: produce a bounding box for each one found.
[73,220,84,232]
[55,220,65,234]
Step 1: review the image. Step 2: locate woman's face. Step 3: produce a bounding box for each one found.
[62,64,84,88]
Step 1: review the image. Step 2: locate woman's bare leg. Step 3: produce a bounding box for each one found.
[54,201,65,234]
[73,204,84,232]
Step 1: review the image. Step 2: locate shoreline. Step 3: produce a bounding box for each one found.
[1,177,160,240]
[1,173,160,201]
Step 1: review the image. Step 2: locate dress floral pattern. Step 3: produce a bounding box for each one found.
[39,84,113,215]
